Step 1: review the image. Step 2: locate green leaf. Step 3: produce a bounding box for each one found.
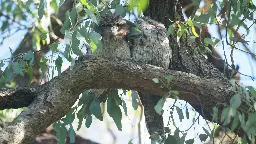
[230,14,241,26]
[1,21,9,32]
[70,8,77,27]
[176,106,184,122]
[110,89,122,106]
[221,107,229,123]
[212,106,218,122]
[187,18,193,26]
[53,122,67,144]
[165,135,177,144]
[39,57,48,74]
[63,111,75,125]
[85,9,98,24]
[154,98,165,115]
[50,0,58,13]
[90,31,101,52]
[202,127,211,137]
[199,134,208,142]
[194,14,211,24]
[166,75,173,84]
[231,113,239,131]
[204,37,219,46]
[247,86,256,97]
[3,67,13,81]
[80,0,98,13]
[76,105,89,130]
[128,0,149,13]
[79,90,94,106]
[242,135,248,144]
[185,139,194,144]
[78,26,90,39]
[59,0,65,5]
[64,44,72,62]
[107,94,122,131]
[40,33,47,40]
[245,114,256,135]
[185,107,189,119]
[55,56,63,75]
[85,114,92,128]
[12,62,24,76]
[152,78,159,83]
[167,24,175,36]
[71,31,82,56]
[230,94,241,109]
[89,98,103,121]
[128,140,133,144]
[131,91,139,110]
[23,50,34,66]
[69,125,76,143]
[51,42,59,53]
[25,67,33,83]
[0,60,4,68]
[115,5,125,16]
[38,0,45,19]
[60,11,71,34]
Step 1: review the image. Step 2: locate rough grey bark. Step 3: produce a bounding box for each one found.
[0,57,248,143]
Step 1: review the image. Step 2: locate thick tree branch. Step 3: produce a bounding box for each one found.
[0,57,249,143]
[0,88,37,110]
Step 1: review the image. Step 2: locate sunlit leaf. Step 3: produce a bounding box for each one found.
[128,0,149,13]
[191,26,199,37]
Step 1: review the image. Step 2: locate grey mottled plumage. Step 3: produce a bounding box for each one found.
[94,14,131,60]
[129,17,171,138]
[95,14,171,139]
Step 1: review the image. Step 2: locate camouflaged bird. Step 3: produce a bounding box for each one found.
[95,14,171,139]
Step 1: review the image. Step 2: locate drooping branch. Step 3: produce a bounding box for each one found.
[0,57,249,143]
